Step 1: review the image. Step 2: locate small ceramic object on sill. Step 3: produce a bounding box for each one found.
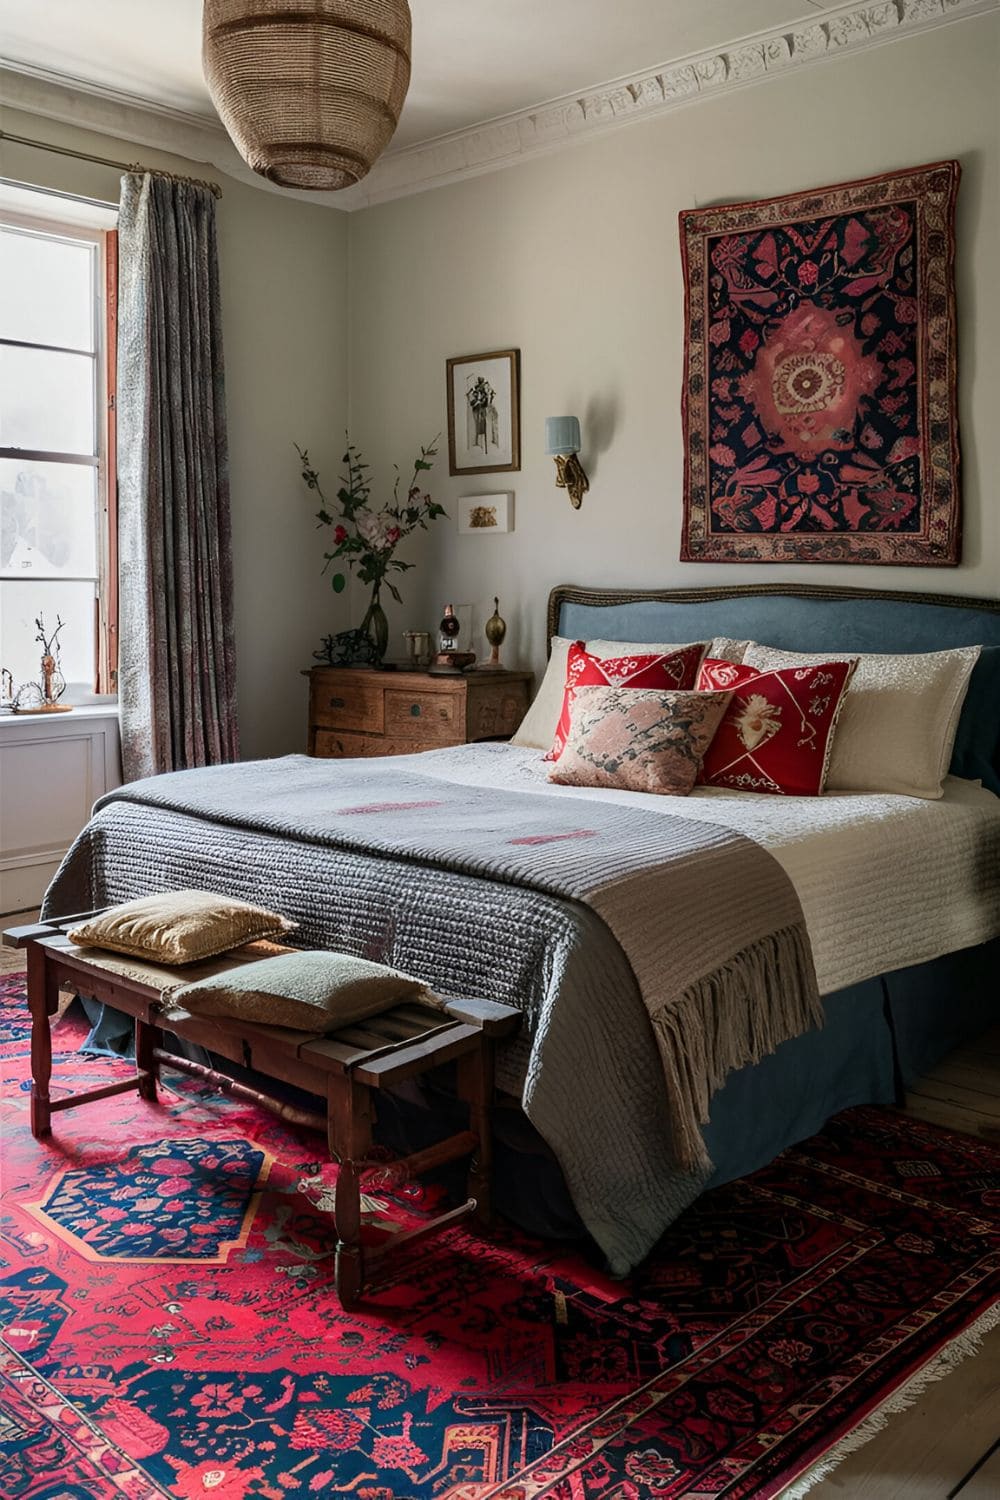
[3,614,74,714]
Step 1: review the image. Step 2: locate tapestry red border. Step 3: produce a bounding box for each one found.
[680,160,961,565]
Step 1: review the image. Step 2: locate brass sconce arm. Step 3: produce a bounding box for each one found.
[553,452,590,509]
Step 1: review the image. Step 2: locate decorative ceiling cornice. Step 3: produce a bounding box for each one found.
[342,0,999,208]
[2,0,997,213]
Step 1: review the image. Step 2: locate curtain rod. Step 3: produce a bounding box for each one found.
[0,131,223,198]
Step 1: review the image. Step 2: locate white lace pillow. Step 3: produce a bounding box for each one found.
[512,635,707,750]
[709,637,753,663]
[741,643,981,798]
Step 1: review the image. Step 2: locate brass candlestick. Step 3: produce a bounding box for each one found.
[482,597,507,669]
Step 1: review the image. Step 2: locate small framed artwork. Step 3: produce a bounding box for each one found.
[446,349,520,475]
[457,492,514,535]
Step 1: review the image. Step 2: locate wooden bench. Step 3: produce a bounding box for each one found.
[2,914,521,1309]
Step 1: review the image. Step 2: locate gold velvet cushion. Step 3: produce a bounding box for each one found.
[548,685,732,796]
[67,890,297,965]
[164,950,433,1031]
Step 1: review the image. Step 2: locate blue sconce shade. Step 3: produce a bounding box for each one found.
[545,415,581,456]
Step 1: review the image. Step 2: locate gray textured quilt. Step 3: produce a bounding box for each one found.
[45,753,820,1273]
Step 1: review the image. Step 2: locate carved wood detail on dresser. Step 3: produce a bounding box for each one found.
[306,667,534,758]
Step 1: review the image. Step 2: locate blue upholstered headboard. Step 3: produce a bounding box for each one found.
[549,583,1000,792]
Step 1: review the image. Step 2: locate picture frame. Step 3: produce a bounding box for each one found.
[446,349,520,476]
[457,492,514,535]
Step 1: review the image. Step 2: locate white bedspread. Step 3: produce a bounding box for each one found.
[408,742,1000,997]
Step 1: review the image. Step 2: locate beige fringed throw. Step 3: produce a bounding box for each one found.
[589,849,820,1169]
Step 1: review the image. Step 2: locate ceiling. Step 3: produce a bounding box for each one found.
[1,0,844,153]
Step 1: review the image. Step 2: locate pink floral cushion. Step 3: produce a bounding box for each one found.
[547,685,733,796]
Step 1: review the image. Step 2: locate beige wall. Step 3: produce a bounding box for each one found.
[347,16,1000,679]
[0,107,350,759]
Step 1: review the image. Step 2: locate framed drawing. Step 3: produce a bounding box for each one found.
[680,160,961,565]
[457,492,514,534]
[447,349,520,475]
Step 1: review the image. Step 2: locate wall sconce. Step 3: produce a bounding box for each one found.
[545,415,590,509]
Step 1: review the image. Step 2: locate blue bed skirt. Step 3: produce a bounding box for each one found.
[75,937,999,1249]
[489,935,1000,1241]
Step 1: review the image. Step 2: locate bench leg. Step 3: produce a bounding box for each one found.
[459,1040,495,1229]
[135,1018,161,1102]
[327,1076,373,1310]
[26,942,58,1139]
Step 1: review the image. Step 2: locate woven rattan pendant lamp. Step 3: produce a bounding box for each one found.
[203,0,411,191]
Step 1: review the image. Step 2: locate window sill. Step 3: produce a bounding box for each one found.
[0,703,119,728]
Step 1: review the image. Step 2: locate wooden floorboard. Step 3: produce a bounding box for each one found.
[2,928,998,1496]
[802,1026,1000,1499]
[954,1442,1000,1499]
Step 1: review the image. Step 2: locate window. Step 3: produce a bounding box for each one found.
[0,206,117,700]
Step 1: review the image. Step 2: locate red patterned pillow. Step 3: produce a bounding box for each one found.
[546,640,707,761]
[697,657,856,796]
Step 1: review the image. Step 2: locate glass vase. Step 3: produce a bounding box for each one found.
[361,588,389,665]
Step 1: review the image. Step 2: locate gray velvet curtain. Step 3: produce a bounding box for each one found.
[116,171,239,782]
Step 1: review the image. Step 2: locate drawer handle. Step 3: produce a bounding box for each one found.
[328,696,346,709]
[409,703,422,717]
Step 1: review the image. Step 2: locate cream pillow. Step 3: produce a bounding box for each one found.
[164,950,433,1031]
[709,637,752,663]
[741,643,981,798]
[511,635,708,750]
[68,890,297,965]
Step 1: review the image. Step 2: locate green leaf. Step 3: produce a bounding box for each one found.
[415,459,432,471]
[332,573,346,593]
[387,582,402,604]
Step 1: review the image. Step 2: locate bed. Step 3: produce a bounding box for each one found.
[44,582,1000,1276]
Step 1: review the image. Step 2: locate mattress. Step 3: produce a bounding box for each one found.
[419,742,1000,999]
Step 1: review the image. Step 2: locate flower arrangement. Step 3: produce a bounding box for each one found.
[295,437,445,662]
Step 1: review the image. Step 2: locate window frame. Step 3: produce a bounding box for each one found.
[0,208,118,696]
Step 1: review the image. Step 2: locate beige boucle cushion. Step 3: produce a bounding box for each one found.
[164,949,434,1031]
[68,890,297,966]
[512,635,708,750]
[741,643,981,798]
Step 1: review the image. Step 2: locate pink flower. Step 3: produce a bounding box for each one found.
[385,525,400,547]
[770,1337,813,1366]
[334,524,348,544]
[708,444,736,467]
[798,260,819,286]
[290,1409,364,1452]
[191,1382,248,1418]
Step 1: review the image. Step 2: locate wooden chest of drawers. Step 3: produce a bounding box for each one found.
[306,666,534,758]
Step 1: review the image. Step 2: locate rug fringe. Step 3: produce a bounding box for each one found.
[778,1299,1000,1499]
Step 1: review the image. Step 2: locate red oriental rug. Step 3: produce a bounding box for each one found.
[1,971,998,1500]
[680,160,961,566]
